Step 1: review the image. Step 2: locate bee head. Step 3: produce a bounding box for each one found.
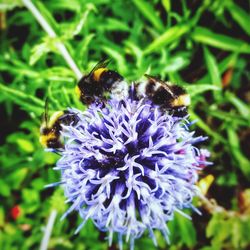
[40,127,50,135]
[47,139,62,149]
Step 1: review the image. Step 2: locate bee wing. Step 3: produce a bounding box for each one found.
[144,74,161,82]
[89,59,110,75]
[144,74,175,97]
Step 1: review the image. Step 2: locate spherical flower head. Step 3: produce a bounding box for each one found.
[54,91,210,249]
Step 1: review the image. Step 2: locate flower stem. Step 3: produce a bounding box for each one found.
[198,193,225,214]
[40,209,57,250]
[22,0,82,80]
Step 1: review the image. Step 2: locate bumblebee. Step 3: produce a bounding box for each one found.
[40,101,79,149]
[75,59,128,105]
[136,74,190,116]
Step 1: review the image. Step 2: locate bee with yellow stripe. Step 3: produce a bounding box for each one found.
[40,100,79,149]
[75,59,128,105]
[136,74,191,116]
[40,60,128,149]
[40,61,191,149]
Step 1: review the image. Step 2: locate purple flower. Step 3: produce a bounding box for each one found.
[52,89,210,249]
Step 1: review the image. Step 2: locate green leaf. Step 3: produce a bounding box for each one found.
[162,0,171,13]
[7,168,28,189]
[0,0,23,11]
[216,172,238,186]
[72,4,96,36]
[78,33,95,67]
[16,139,35,153]
[207,213,224,238]
[189,110,227,144]
[192,27,250,53]
[203,47,222,88]
[207,110,249,127]
[29,37,58,65]
[198,53,238,83]
[0,83,44,115]
[176,213,197,247]
[186,84,220,97]
[49,189,66,213]
[103,18,130,32]
[231,218,242,249]
[0,179,11,197]
[226,1,250,36]
[225,92,250,120]
[203,46,222,100]
[102,46,128,74]
[144,24,191,54]
[227,128,250,179]
[46,0,82,12]
[132,0,164,32]
[163,53,190,72]
[0,207,4,227]
[22,188,40,204]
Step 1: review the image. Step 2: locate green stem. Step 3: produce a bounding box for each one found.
[22,0,82,80]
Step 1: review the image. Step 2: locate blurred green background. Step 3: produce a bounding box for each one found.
[0,0,250,249]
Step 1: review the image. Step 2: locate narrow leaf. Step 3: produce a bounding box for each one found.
[192,27,250,53]
[132,0,164,32]
[144,24,190,54]
[203,46,222,100]
[0,83,44,106]
[227,128,250,179]
[0,83,44,114]
[198,53,238,84]
[186,84,220,97]
[226,2,250,36]
[225,92,250,120]
[189,110,227,144]
[203,47,222,88]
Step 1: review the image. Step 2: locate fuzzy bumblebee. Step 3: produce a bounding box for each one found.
[40,61,191,149]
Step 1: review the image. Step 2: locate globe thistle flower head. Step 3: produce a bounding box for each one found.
[54,88,211,249]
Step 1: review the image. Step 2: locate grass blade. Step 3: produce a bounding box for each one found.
[132,0,164,32]
[189,110,226,144]
[203,46,222,100]
[192,27,250,53]
[198,53,238,83]
[227,128,250,179]
[225,92,250,120]
[226,1,250,36]
[0,83,44,114]
[144,24,190,54]
[186,84,220,97]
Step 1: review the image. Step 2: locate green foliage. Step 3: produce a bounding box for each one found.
[204,208,250,250]
[0,0,249,249]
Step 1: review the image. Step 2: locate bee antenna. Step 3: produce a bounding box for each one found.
[90,58,111,74]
